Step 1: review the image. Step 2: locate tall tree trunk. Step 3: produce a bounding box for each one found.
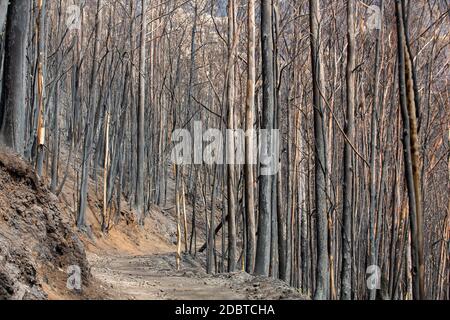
[309,0,329,299]
[136,0,147,225]
[102,111,110,232]
[244,0,256,274]
[273,1,287,282]
[0,0,30,155]
[0,0,8,100]
[369,0,384,301]
[394,0,424,300]
[0,0,8,34]
[402,14,425,302]
[255,0,275,277]
[341,0,356,300]
[226,0,237,272]
[77,0,102,229]
[35,0,47,177]
[207,165,218,274]
[50,81,59,192]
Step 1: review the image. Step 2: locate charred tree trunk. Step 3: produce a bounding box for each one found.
[77,0,102,229]
[0,0,30,155]
[244,0,257,274]
[255,0,275,277]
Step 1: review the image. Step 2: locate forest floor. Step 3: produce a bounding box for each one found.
[81,196,307,300]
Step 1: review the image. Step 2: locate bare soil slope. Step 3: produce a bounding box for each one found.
[0,150,105,299]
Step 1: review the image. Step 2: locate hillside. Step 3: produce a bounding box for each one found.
[0,150,105,299]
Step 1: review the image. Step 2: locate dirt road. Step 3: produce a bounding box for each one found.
[88,252,308,300]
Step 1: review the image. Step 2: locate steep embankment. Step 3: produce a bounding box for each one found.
[0,150,105,299]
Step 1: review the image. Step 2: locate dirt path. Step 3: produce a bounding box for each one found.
[79,162,307,301]
[88,252,308,300]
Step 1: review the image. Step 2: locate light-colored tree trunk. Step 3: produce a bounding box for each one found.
[341,0,356,300]
[175,165,181,270]
[102,111,110,232]
[136,0,147,225]
[181,174,188,252]
[244,0,256,275]
[35,0,47,177]
[309,0,329,300]
[394,0,424,300]
[0,0,8,33]
[369,0,384,301]
[404,27,425,303]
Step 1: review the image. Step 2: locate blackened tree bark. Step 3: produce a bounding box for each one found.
[0,0,8,62]
[245,0,256,275]
[0,0,30,155]
[35,0,47,177]
[77,0,102,229]
[255,0,274,277]
[0,0,8,70]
